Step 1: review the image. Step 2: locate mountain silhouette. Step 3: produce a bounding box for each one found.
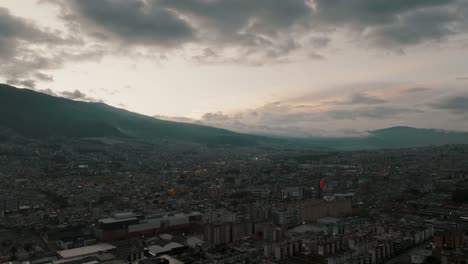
[0,84,265,146]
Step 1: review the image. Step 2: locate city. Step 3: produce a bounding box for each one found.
[1,0,468,263]
[0,133,467,263]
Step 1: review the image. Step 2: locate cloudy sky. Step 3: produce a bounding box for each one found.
[1,0,468,137]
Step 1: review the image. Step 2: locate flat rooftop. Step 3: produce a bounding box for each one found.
[99,217,138,224]
[57,243,116,259]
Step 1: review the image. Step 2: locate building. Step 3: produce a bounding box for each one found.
[316,237,345,256]
[433,229,465,250]
[275,198,352,224]
[96,213,140,241]
[204,222,231,245]
[273,208,299,227]
[231,220,253,242]
[263,224,284,242]
[57,243,116,259]
[204,209,236,223]
[96,212,202,241]
[282,187,304,200]
[264,238,302,261]
[204,219,254,245]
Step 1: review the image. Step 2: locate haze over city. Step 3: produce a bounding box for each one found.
[1,0,468,136]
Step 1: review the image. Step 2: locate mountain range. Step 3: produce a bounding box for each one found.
[293,126,468,150]
[1,83,468,150]
[0,84,266,146]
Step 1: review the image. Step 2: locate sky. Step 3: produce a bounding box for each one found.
[1,0,468,137]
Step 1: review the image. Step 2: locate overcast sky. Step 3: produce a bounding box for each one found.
[1,0,468,137]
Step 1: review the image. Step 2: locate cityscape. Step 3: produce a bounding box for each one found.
[1,125,467,263]
[1,1,468,264]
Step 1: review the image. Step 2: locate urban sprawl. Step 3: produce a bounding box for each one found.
[1,137,467,264]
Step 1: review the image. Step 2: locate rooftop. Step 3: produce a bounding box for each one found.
[99,217,138,224]
[57,243,116,259]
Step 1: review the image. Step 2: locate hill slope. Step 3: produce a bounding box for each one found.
[0,84,266,145]
[1,84,467,150]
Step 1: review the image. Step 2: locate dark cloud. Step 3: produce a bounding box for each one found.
[34,72,54,82]
[0,0,463,91]
[36,88,57,96]
[366,8,458,49]
[58,47,106,62]
[0,7,70,48]
[38,0,467,64]
[202,112,231,122]
[15,86,101,102]
[339,93,387,105]
[160,0,312,39]
[309,36,331,48]
[151,83,468,136]
[308,51,325,60]
[198,98,424,134]
[404,87,432,93]
[45,0,314,62]
[166,0,307,27]
[192,48,219,64]
[328,107,423,120]
[313,0,456,26]
[60,90,87,100]
[160,105,425,137]
[6,79,37,88]
[158,111,329,137]
[0,7,83,84]
[59,89,102,102]
[431,95,468,114]
[59,0,195,47]
[313,0,465,50]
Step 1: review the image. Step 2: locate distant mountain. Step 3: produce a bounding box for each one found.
[295,126,468,150]
[1,84,467,150]
[0,84,267,146]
